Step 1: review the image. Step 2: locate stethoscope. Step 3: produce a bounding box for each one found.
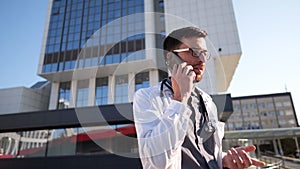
[160,77,215,134]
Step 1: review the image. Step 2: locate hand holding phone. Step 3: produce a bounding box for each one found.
[167,53,194,104]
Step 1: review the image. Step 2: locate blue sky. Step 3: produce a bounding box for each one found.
[228,0,300,122]
[0,0,47,88]
[0,0,299,122]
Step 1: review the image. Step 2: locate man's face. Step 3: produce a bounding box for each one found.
[175,37,208,82]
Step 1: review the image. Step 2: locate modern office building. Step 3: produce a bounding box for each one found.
[223,92,299,157]
[226,92,298,131]
[0,0,241,168]
[38,0,241,110]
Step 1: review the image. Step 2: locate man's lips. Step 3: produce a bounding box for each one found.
[193,68,202,74]
[192,65,204,74]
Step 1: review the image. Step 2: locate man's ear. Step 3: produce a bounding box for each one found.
[165,52,172,66]
[166,52,172,60]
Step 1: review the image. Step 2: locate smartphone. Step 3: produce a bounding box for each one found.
[167,53,184,72]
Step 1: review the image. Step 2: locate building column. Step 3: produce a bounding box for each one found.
[12,137,19,155]
[108,75,114,104]
[294,137,299,156]
[256,140,261,158]
[48,82,59,110]
[294,137,300,158]
[150,69,159,86]
[248,139,255,158]
[278,139,283,155]
[128,72,135,102]
[88,77,96,106]
[4,138,12,154]
[144,0,156,61]
[273,139,279,155]
[69,80,77,108]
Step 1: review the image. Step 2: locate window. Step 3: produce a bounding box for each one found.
[76,80,89,107]
[112,54,120,64]
[267,102,274,109]
[261,121,266,128]
[251,112,258,118]
[285,110,294,116]
[243,112,250,118]
[242,104,248,110]
[5,130,50,158]
[43,0,146,74]
[160,31,166,38]
[115,75,128,103]
[288,119,296,126]
[228,123,234,130]
[235,122,243,130]
[105,54,113,64]
[283,101,291,107]
[233,104,240,110]
[260,112,267,117]
[159,1,164,8]
[127,50,146,61]
[277,110,284,116]
[47,128,77,156]
[258,103,265,109]
[251,121,260,129]
[275,102,283,107]
[0,123,137,158]
[57,82,71,109]
[135,72,149,91]
[279,120,286,126]
[158,70,168,82]
[250,103,257,109]
[269,111,276,116]
[95,77,108,105]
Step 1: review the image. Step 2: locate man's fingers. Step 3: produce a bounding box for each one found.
[224,146,266,168]
[238,149,253,167]
[172,62,186,75]
[226,149,238,169]
[230,148,244,169]
[171,64,178,76]
[172,63,194,79]
[177,62,187,71]
[236,145,266,167]
[238,145,256,153]
[251,158,266,167]
[183,65,194,75]
[177,63,189,74]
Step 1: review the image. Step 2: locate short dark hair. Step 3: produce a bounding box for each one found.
[163,26,207,53]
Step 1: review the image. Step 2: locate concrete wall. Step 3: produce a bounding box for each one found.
[0,84,50,115]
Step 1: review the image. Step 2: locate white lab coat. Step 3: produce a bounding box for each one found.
[133,82,225,169]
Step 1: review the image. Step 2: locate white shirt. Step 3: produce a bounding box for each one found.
[133,82,225,169]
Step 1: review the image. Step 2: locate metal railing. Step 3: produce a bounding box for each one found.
[259,155,284,169]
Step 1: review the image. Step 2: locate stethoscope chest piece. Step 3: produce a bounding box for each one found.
[204,121,215,133]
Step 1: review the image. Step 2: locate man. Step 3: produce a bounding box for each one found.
[133,26,265,169]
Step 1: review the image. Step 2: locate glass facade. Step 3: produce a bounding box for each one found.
[115,74,128,103]
[47,128,77,156]
[158,69,168,82]
[95,77,108,105]
[226,93,297,131]
[134,72,149,91]
[42,0,145,73]
[76,80,89,107]
[57,82,71,109]
[0,124,137,158]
